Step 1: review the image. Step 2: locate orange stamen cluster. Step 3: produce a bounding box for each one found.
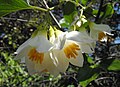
[64,43,80,59]
[28,48,44,64]
[98,32,106,41]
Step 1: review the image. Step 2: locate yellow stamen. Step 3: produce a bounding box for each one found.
[28,48,44,64]
[64,43,80,59]
[98,32,106,41]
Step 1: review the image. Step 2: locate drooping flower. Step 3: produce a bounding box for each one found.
[47,34,84,74]
[89,22,112,41]
[15,28,70,76]
[14,30,60,75]
[35,29,93,76]
[15,27,95,76]
[45,30,96,74]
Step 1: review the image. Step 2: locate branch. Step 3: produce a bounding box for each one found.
[42,0,62,29]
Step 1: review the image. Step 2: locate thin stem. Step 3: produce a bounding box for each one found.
[42,0,62,29]
[80,9,83,18]
[30,6,48,12]
[86,2,93,9]
[69,0,84,8]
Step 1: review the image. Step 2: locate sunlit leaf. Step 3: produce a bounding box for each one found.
[86,55,94,64]
[92,9,98,15]
[77,66,99,81]
[77,66,100,87]
[101,3,114,19]
[108,59,120,71]
[0,0,32,17]
[80,73,99,87]
[99,59,115,69]
[81,0,88,6]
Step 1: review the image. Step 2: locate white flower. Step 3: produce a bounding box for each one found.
[34,30,86,76]
[89,22,112,41]
[48,40,84,74]
[15,29,95,76]
[15,34,57,75]
[45,30,95,74]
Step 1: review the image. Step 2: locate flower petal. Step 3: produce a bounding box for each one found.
[78,42,94,53]
[25,56,36,75]
[14,46,31,62]
[63,40,84,67]
[89,22,112,40]
[93,23,111,32]
[69,50,84,67]
[29,35,53,52]
[90,29,99,40]
[16,38,31,53]
[53,32,66,50]
[34,52,60,76]
[66,31,94,43]
[52,50,69,73]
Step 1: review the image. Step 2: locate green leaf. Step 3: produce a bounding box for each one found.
[101,3,114,19]
[86,55,94,64]
[84,7,93,18]
[64,11,77,24]
[62,11,77,28]
[63,1,76,15]
[77,66,99,81]
[81,0,88,6]
[61,1,78,28]
[0,0,32,17]
[99,59,120,71]
[77,66,100,87]
[80,73,99,87]
[76,0,80,3]
[108,59,120,71]
[92,9,98,15]
[99,59,115,69]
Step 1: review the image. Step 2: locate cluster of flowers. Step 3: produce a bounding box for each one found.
[15,22,112,76]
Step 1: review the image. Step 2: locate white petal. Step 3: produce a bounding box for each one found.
[43,52,60,76]
[89,22,112,40]
[14,46,31,62]
[16,46,36,75]
[78,43,94,53]
[16,38,31,53]
[29,35,53,52]
[50,51,59,66]
[53,32,66,50]
[34,63,46,74]
[69,50,84,67]
[66,31,94,43]
[52,50,69,73]
[25,56,36,75]
[93,23,111,32]
[34,52,60,76]
[90,29,99,40]
[63,40,84,67]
